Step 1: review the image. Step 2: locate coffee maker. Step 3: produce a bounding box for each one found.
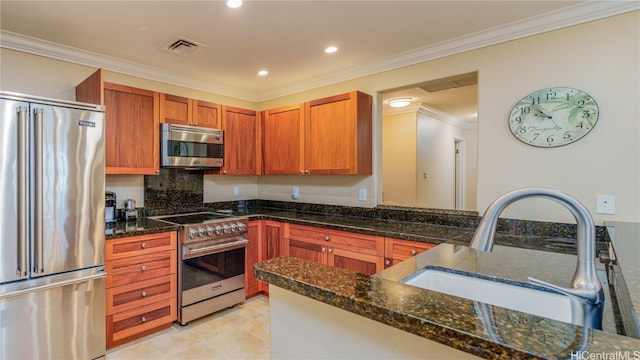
[105,191,117,223]
[123,199,138,221]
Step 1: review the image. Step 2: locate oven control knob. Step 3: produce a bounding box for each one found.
[206,226,214,236]
[189,228,198,239]
[237,222,247,232]
[222,225,230,234]
[198,227,206,236]
[215,225,223,235]
[230,223,238,232]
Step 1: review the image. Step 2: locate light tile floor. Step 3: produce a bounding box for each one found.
[106,295,270,360]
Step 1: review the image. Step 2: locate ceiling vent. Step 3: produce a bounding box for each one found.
[162,36,206,56]
[419,72,478,93]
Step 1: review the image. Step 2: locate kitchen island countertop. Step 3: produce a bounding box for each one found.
[255,248,640,359]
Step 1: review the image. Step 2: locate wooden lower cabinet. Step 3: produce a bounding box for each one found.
[105,231,177,349]
[245,221,261,297]
[285,224,384,275]
[384,237,436,268]
[245,220,288,297]
[329,247,380,275]
[258,221,285,294]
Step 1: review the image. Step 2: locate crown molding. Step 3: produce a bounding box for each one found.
[0,30,259,101]
[1,1,637,102]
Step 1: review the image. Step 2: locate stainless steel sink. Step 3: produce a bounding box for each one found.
[402,267,573,324]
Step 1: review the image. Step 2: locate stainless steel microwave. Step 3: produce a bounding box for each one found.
[161,123,224,169]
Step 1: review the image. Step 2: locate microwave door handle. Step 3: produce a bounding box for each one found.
[17,106,28,278]
[33,108,44,274]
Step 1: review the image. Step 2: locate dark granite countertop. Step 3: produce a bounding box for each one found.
[111,203,639,357]
[255,251,640,359]
[104,218,178,240]
[606,221,640,336]
[238,208,603,256]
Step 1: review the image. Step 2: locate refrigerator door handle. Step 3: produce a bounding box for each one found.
[33,107,44,274]
[17,106,28,278]
[0,271,106,300]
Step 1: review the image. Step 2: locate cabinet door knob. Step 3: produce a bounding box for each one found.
[321,247,326,252]
[328,248,333,254]
[140,265,147,271]
[141,243,147,249]
[299,170,304,174]
[410,249,417,255]
[141,291,147,297]
[141,316,147,323]
[223,170,228,174]
[324,235,330,241]
[304,170,309,174]
[385,260,391,266]
[155,169,160,174]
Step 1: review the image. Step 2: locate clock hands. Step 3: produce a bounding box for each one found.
[536,109,552,119]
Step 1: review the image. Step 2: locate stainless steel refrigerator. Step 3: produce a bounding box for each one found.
[0,92,107,359]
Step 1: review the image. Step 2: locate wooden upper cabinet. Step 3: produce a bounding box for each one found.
[160,94,220,129]
[220,105,261,175]
[76,69,160,175]
[194,100,221,128]
[304,91,372,175]
[262,104,304,175]
[159,94,192,126]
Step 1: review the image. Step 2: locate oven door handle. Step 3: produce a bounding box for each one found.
[183,238,248,259]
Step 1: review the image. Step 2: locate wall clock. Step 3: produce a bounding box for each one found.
[508,87,599,147]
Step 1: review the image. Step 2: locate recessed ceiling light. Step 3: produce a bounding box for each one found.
[324,46,338,54]
[227,0,242,8]
[388,98,412,108]
[258,70,269,76]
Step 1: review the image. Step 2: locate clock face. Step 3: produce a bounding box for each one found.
[508,87,599,147]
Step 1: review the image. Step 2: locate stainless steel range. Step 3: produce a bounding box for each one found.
[154,212,248,325]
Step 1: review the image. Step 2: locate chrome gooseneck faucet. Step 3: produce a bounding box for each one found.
[469,188,604,329]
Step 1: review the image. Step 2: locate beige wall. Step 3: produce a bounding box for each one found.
[382,112,417,206]
[1,11,638,224]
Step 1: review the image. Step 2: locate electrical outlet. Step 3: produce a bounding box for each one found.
[292,186,299,200]
[233,186,240,196]
[358,189,367,202]
[596,195,615,214]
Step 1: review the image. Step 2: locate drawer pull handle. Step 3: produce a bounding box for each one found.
[141,316,147,323]
[140,265,147,271]
[410,249,417,255]
[324,235,330,241]
[141,243,147,249]
[141,291,147,297]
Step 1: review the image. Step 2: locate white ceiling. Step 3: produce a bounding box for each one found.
[1,1,637,106]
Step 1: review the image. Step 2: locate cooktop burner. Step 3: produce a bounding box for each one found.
[153,212,232,225]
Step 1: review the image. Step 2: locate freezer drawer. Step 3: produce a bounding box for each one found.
[0,268,106,360]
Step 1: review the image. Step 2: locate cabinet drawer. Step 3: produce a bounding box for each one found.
[287,225,383,256]
[106,250,176,288]
[384,238,436,267]
[106,275,175,315]
[108,298,176,344]
[106,232,176,260]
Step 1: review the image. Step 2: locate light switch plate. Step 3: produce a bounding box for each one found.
[233,186,240,196]
[596,195,615,214]
[292,186,299,200]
